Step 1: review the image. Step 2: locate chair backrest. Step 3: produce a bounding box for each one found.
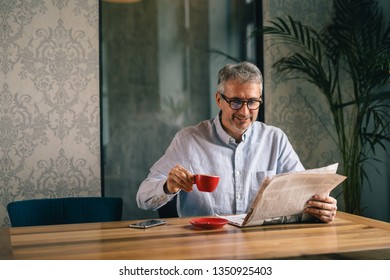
[7,197,123,227]
[158,195,178,218]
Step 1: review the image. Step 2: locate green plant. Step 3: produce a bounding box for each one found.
[256,0,390,215]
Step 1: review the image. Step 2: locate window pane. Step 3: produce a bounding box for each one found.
[101,0,257,220]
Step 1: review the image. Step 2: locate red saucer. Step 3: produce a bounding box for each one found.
[190,217,228,229]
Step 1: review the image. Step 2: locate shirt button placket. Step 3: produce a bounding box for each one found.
[234,145,244,213]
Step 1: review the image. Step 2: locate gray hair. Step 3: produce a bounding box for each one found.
[217,61,263,94]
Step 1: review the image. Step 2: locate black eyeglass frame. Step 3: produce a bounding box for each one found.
[219,92,262,110]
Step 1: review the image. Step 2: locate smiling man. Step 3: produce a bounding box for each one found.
[136,61,337,223]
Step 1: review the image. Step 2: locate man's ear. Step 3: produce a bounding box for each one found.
[215,92,222,109]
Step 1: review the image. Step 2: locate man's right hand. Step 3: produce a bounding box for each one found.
[165,164,194,194]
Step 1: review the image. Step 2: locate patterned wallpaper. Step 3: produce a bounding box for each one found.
[262,0,343,210]
[263,0,339,170]
[0,0,100,227]
[263,0,389,221]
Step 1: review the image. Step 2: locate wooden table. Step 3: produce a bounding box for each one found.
[1,212,389,260]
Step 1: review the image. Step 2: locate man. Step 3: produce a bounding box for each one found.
[137,61,337,223]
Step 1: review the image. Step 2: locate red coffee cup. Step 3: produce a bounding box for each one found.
[193,174,220,192]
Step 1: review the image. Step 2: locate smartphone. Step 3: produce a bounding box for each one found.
[129,219,167,229]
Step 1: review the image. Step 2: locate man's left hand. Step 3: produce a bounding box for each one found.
[304,195,337,223]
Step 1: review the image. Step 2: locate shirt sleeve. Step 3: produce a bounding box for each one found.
[136,171,177,211]
[276,130,305,174]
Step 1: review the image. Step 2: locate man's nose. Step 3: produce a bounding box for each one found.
[238,101,250,114]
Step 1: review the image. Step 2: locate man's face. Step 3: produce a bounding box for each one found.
[216,80,262,141]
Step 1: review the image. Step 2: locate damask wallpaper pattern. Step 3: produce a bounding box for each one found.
[0,0,100,227]
[263,0,338,169]
[263,0,388,221]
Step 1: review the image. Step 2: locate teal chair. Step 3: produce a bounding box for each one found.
[7,197,123,227]
[158,195,178,218]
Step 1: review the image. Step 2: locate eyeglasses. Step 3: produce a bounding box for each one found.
[219,93,262,110]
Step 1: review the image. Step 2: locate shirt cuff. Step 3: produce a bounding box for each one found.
[162,181,179,195]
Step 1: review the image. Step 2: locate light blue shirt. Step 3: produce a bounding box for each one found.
[136,113,304,217]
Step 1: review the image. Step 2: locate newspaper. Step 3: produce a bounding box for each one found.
[220,163,347,227]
